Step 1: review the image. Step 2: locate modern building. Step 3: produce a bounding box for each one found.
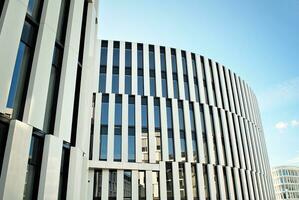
[272,166,299,200]
[0,1,275,200]
[89,40,276,200]
[0,0,99,199]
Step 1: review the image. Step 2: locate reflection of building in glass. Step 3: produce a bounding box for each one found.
[272,166,299,200]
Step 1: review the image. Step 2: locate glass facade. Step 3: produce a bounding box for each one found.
[178,102,187,161]
[124,171,132,199]
[166,100,175,160]
[141,97,149,163]
[128,96,135,162]
[139,171,146,200]
[114,95,122,161]
[100,95,109,160]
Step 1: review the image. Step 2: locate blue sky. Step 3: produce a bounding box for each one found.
[98,0,299,167]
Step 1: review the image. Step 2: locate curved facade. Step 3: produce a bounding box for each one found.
[89,40,275,199]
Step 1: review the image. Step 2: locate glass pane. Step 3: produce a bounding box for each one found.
[184,80,190,100]
[99,73,106,93]
[168,130,174,160]
[93,170,102,198]
[154,100,160,129]
[56,0,70,44]
[152,172,160,200]
[109,170,117,198]
[101,96,109,125]
[166,163,173,199]
[181,51,188,75]
[125,75,131,94]
[141,98,148,128]
[173,79,179,99]
[160,47,166,71]
[139,171,146,200]
[149,45,155,70]
[171,49,177,73]
[114,127,122,161]
[191,164,199,199]
[124,171,132,199]
[113,42,120,67]
[128,97,135,126]
[100,126,108,160]
[114,96,122,126]
[161,76,168,98]
[137,44,143,69]
[125,43,132,68]
[100,44,108,67]
[179,163,186,200]
[150,76,156,96]
[112,73,119,93]
[128,127,135,162]
[138,75,144,96]
[27,0,42,21]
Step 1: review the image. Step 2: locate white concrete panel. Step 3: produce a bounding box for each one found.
[196,163,206,200]
[172,162,181,200]
[135,96,142,162]
[211,61,223,108]
[105,40,113,93]
[38,135,63,200]
[233,114,246,169]
[131,42,138,95]
[160,98,169,161]
[244,120,255,171]
[246,170,255,200]
[203,105,215,164]
[172,100,181,161]
[118,41,125,94]
[224,67,235,113]
[195,55,207,104]
[236,76,245,116]
[122,95,128,162]
[148,96,156,163]
[212,107,225,165]
[183,101,193,162]
[154,45,162,97]
[165,47,174,98]
[176,49,185,99]
[226,167,235,200]
[159,162,167,200]
[203,57,215,106]
[193,102,205,163]
[217,166,226,200]
[93,94,102,160]
[233,168,242,200]
[230,71,241,115]
[67,147,84,200]
[146,170,152,200]
[252,172,260,200]
[107,94,115,162]
[220,109,233,167]
[0,0,28,113]
[143,44,150,96]
[101,170,109,200]
[239,117,251,170]
[184,162,193,200]
[186,51,196,102]
[117,170,124,199]
[132,170,139,200]
[87,170,94,200]
[207,165,216,200]
[240,169,249,200]
[227,112,240,168]
[217,64,229,110]
[0,120,32,200]
[23,0,62,129]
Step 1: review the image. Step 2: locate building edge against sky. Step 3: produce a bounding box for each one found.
[0,1,275,200]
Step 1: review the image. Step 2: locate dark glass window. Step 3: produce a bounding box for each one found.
[150,70,156,96]
[100,41,108,67]
[181,51,188,75]
[137,44,143,69]
[128,127,135,162]
[27,0,43,20]
[101,95,109,125]
[23,134,44,200]
[189,103,198,162]
[178,102,187,161]
[100,95,109,160]
[125,42,132,68]
[191,164,199,199]
[56,0,70,44]
[166,162,174,199]
[0,120,9,177]
[201,56,209,103]
[173,74,179,99]
[192,54,200,102]
[149,45,155,70]
[138,171,146,200]
[179,163,186,199]
[124,171,132,199]
[58,146,70,200]
[99,68,106,93]
[44,46,63,134]
[108,170,117,199]
[200,105,209,163]
[113,41,120,67]
[125,68,132,95]
[0,0,4,18]
[114,96,122,161]
[203,164,210,199]
[171,49,177,73]
[166,100,174,160]
[160,47,166,71]
[128,96,135,127]
[138,69,144,96]
[161,72,168,98]
[93,170,102,199]
[141,98,148,163]
[112,67,119,93]
[154,99,161,162]
[184,76,190,100]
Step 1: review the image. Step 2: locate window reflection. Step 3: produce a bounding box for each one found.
[109,170,117,199]
[139,171,146,200]
[166,100,174,160]
[166,162,173,199]
[154,99,161,162]
[141,97,148,163]
[124,171,132,199]
[152,171,160,200]
[178,102,187,161]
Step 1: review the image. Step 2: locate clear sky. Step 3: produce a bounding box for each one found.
[98,0,299,167]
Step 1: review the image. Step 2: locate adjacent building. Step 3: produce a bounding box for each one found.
[272,166,299,200]
[0,0,275,199]
[0,0,99,199]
